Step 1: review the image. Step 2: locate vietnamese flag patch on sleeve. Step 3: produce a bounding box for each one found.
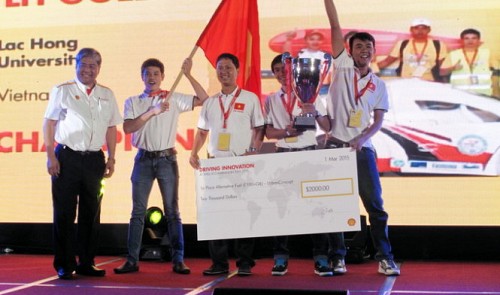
[234,102,245,111]
[368,82,376,92]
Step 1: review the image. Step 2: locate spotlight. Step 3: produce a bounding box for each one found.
[140,207,170,261]
[146,207,164,229]
[99,179,106,197]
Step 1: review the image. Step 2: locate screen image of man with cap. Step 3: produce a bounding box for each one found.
[378,18,449,82]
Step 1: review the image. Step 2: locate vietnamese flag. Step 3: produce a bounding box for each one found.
[196,0,261,98]
[234,102,245,111]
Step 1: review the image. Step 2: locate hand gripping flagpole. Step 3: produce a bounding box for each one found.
[164,45,199,102]
[164,0,228,102]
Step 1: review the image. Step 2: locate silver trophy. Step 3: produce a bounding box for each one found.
[282,52,331,130]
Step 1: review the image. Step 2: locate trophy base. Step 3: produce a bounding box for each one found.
[293,116,317,131]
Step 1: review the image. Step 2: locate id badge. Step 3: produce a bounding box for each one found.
[412,65,426,77]
[285,136,298,143]
[217,131,231,151]
[348,109,362,128]
[469,75,479,85]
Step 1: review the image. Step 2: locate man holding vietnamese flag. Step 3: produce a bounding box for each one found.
[188,0,264,276]
[189,53,265,276]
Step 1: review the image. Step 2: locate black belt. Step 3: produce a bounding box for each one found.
[325,140,350,149]
[276,145,316,153]
[139,148,176,158]
[61,145,101,155]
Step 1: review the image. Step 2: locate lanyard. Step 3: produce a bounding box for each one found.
[218,88,241,129]
[353,73,373,105]
[142,89,169,100]
[280,91,296,121]
[463,49,478,74]
[412,39,428,63]
[148,89,169,98]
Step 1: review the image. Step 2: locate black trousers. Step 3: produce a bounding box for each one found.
[208,238,255,268]
[52,145,105,271]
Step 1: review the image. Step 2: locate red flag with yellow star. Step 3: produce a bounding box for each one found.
[196,0,261,98]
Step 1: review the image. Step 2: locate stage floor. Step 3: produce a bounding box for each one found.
[1,254,499,295]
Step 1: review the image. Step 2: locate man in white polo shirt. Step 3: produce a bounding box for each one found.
[114,58,208,275]
[324,0,400,276]
[264,54,336,277]
[189,53,265,276]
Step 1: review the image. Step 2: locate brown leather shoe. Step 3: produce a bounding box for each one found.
[114,261,139,274]
[172,261,191,274]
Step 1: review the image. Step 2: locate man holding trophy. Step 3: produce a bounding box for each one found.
[264,53,337,276]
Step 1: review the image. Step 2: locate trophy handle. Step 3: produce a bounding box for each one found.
[318,54,332,96]
[282,52,293,105]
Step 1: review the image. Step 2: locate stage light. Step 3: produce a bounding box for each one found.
[140,207,170,261]
[146,207,163,227]
[99,179,106,197]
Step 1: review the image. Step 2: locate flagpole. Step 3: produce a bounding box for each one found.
[165,45,200,101]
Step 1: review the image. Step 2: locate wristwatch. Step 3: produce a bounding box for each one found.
[248,147,257,152]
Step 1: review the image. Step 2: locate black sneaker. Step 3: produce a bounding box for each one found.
[203,264,229,276]
[331,258,347,274]
[314,259,333,277]
[271,258,288,276]
[237,263,252,276]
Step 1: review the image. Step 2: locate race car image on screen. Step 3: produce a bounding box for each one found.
[372,78,500,176]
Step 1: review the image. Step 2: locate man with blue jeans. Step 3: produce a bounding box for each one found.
[114,58,208,275]
[324,0,400,275]
[264,54,335,277]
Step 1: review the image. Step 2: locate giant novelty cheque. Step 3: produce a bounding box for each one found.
[195,148,361,240]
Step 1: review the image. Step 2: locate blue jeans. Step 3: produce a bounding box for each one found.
[126,152,185,264]
[327,147,393,261]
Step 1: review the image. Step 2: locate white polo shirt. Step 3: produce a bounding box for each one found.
[124,91,194,151]
[197,87,264,158]
[44,78,123,151]
[264,88,326,149]
[326,50,388,149]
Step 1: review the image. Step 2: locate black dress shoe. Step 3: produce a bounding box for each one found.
[172,262,191,274]
[76,264,106,277]
[114,261,139,274]
[57,267,74,280]
[203,264,229,275]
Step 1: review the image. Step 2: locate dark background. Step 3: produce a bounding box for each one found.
[2,222,499,262]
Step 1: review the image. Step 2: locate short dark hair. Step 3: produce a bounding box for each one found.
[348,32,376,53]
[271,54,283,73]
[76,48,102,66]
[217,53,239,69]
[460,28,481,39]
[141,58,164,75]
